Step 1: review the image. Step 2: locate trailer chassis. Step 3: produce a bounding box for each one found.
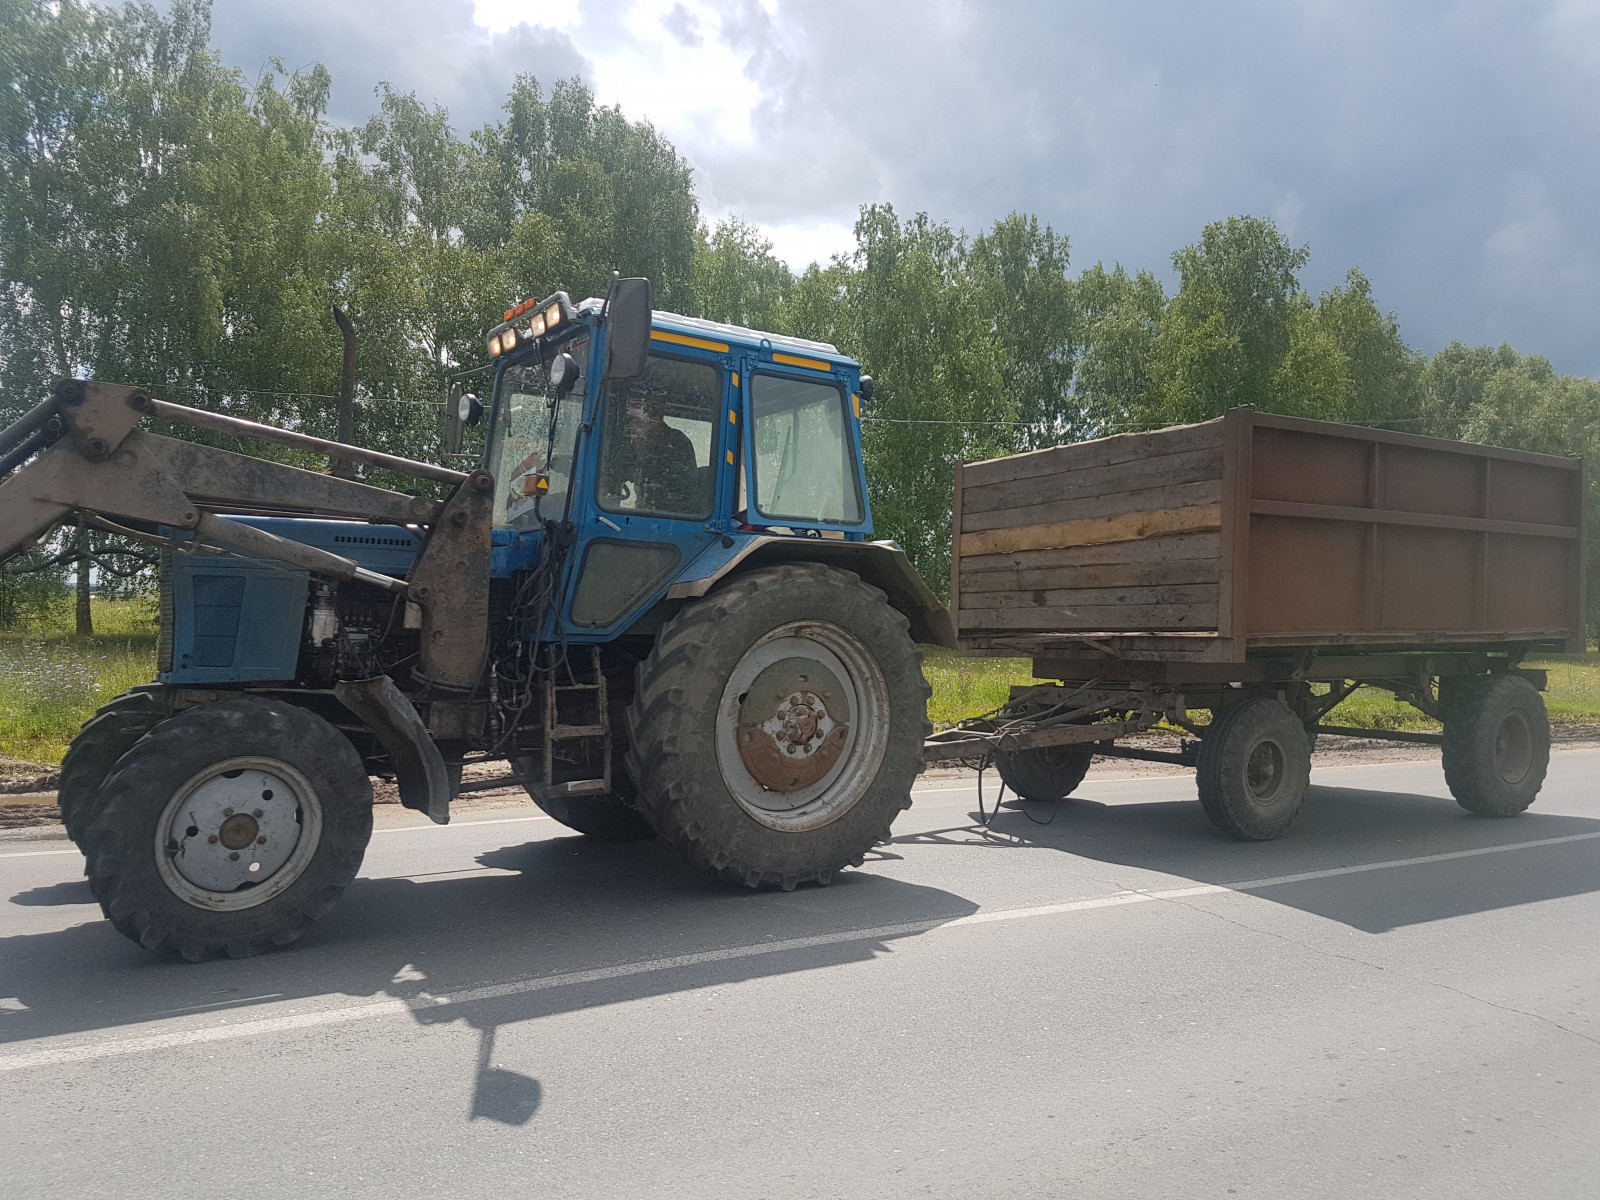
[921,646,1553,840]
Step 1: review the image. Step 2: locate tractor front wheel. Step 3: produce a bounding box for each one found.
[85,696,373,960]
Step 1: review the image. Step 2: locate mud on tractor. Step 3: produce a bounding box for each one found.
[0,278,953,960]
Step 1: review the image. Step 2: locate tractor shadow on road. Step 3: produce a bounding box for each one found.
[0,829,980,1124]
[892,778,1600,935]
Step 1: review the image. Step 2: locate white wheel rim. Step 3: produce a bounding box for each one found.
[714,621,890,833]
[154,757,323,911]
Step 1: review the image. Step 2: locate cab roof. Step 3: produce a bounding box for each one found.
[576,297,851,364]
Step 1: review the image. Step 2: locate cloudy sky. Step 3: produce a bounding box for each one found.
[208,0,1600,375]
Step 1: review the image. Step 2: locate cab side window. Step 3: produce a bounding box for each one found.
[597,354,719,521]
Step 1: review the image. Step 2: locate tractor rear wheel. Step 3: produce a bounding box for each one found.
[85,696,372,960]
[57,687,166,849]
[515,758,655,842]
[625,563,930,889]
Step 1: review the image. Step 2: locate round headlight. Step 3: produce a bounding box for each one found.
[488,334,502,357]
[529,312,546,337]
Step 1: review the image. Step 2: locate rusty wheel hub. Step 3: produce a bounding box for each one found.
[716,624,890,833]
[737,660,853,793]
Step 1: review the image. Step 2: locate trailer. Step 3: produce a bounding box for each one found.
[927,409,1587,839]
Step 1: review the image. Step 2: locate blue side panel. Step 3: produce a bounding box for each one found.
[164,556,309,684]
[160,517,421,686]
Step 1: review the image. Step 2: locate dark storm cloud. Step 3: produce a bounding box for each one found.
[207,0,591,132]
[695,0,1600,374]
[202,0,1600,373]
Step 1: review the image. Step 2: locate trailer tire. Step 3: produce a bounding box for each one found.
[57,687,165,848]
[1442,675,1549,817]
[994,744,1092,802]
[85,696,372,960]
[625,562,930,889]
[1196,697,1311,841]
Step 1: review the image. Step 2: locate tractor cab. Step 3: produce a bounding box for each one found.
[467,281,876,641]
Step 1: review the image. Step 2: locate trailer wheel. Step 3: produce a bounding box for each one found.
[57,687,165,848]
[994,743,1092,802]
[1196,697,1311,841]
[85,697,372,960]
[625,562,930,889]
[1442,675,1549,817]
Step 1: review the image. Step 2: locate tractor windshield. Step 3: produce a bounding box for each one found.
[488,335,589,529]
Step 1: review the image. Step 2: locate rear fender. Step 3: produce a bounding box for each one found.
[663,537,956,648]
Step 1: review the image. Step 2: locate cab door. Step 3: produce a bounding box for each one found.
[561,335,738,637]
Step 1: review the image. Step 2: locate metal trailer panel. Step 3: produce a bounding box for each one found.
[953,409,1586,665]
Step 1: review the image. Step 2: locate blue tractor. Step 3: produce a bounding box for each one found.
[0,278,952,959]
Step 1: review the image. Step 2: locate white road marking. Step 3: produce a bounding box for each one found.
[3,828,1598,1073]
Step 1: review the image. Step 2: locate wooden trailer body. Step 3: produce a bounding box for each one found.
[951,409,1586,679]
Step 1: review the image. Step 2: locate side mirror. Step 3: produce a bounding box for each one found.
[858,375,875,405]
[602,277,653,382]
[443,384,464,454]
[549,352,580,399]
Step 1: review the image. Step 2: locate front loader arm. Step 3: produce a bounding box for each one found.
[0,380,494,691]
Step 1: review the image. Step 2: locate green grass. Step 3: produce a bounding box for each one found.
[0,598,158,765]
[923,648,1043,727]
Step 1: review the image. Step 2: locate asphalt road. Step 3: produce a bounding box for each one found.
[3,750,1598,1200]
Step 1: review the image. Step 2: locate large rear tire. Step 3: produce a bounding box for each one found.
[57,687,165,848]
[1442,675,1549,817]
[85,696,373,960]
[625,563,930,889]
[1196,697,1311,841]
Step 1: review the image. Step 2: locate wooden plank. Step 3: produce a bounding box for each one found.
[960,504,1224,558]
[963,478,1223,534]
[962,418,1225,489]
[961,445,1224,516]
[958,583,1217,611]
[959,556,1221,594]
[961,631,1236,662]
[1249,498,1580,539]
[949,459,963,635]
[958,601,1219,631]
[960,529,1221,576]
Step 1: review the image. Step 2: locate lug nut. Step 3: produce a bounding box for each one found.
[223,807,233,816]
[256,836,267,845]
[252,809,263,818]
[228,852,240,861]
[208,835,219,845]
